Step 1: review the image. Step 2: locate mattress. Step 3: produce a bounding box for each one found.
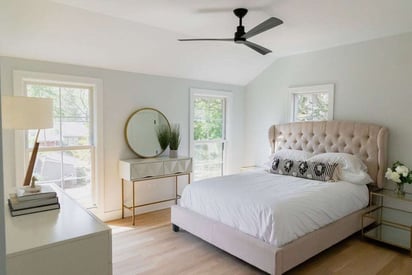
[180,170,369,247]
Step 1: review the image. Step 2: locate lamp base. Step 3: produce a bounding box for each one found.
[23,185,41,193]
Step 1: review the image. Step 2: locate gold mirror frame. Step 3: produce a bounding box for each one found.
[124,107,170,158]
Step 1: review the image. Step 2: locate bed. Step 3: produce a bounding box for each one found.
[171,120,388,274]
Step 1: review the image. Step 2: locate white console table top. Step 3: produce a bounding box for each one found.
[5,184,110,256]
[121,156,191,164]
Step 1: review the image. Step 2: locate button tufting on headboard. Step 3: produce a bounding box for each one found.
[269,120,388,188]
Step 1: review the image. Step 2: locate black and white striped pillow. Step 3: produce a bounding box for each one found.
[270,158,339,182]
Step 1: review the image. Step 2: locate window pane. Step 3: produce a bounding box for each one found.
[294,92,329,122]
[32,149,91,187]
[294,94,313,121]
[62,149,91,189]
[61,121,90,146]
[62,149,93,207]
[312,93,329,121]
[61,87,91,146]
[193,142,223,181]
[33,151,63,187]
[193,97,224,141]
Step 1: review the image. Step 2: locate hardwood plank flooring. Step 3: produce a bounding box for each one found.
[108,209,412,275]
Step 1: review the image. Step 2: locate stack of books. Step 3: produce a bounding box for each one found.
[8,185,60,217]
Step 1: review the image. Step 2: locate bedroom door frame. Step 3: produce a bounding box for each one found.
[189,88,232,181]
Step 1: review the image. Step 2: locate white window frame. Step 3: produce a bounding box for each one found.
[189,88,232,178]
[289,84,335,122]
[13,71,104,210]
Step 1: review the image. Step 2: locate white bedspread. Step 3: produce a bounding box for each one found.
[180,171,369,247]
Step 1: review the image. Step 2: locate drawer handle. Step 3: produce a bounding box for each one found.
[143,175,153,178]
[174,172,183,174]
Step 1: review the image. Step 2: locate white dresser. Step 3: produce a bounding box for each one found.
[5,184,112,275]
[119,156,192,225]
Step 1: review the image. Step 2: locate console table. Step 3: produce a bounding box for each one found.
[119,156,192,225]
[5,184,112,275]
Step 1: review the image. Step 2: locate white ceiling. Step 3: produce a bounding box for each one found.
[1,0,412,85]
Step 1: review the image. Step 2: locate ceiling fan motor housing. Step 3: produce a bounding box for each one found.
[235,26,246,43]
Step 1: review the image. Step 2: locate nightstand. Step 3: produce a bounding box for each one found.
[362,189,412,255]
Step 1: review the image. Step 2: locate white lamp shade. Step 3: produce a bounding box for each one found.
[2,96,54,130]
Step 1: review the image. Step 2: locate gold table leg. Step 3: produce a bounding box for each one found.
[132,181,136,225]
[175,176,178,204]
[121,179,124,219]
[122,172,191,226]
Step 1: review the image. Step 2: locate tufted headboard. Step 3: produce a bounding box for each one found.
[268,121,389,188]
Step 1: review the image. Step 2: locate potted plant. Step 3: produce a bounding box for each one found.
[155,124,170,152]
[169,124,181,158]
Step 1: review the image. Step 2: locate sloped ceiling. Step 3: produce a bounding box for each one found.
[1,0,412,85]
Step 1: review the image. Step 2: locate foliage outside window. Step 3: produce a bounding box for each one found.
[290,84,334,122]
[192,94,227,181]
[193,97,224,141]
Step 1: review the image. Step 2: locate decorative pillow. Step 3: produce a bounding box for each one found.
[308,153,372,184]
[308,153,367,172]
[270,158,339,182]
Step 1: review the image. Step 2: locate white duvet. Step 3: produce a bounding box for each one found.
[180,171,369,247]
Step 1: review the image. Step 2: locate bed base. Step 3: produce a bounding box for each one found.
[171,205,371,275]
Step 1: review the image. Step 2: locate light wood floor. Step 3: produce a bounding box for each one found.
[108,209,412,275]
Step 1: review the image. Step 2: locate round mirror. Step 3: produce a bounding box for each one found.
[125,108,170,158]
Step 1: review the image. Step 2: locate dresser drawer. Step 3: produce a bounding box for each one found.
[164,158,192,175]
[130,162,164,179]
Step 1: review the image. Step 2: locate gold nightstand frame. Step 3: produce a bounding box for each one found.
[121,172,191,225]
[362,190,412,256]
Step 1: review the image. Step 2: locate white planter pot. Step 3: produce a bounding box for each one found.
[169,150,178,158]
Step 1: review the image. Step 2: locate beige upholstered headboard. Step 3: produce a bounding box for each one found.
[268,121,389,188]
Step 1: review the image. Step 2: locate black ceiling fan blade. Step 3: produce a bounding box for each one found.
[242,17,283,39]
[178,38,233,42]
[241,41,272,55]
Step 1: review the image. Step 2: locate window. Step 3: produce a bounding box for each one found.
[190,89,230,181]
[290,84,334,122]
[13,71,103,209]
[27,83,94,206]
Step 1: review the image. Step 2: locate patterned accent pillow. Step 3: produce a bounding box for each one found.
[270,158,339,182]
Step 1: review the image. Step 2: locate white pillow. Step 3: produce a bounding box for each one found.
[272,149,314,161]
[264,149,313,170]
[308,153,372,184]
[339,170,373,185]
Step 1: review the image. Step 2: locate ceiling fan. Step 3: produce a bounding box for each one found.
[178,8,283,55]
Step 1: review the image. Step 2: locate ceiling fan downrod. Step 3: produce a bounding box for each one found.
[234,8,247,43]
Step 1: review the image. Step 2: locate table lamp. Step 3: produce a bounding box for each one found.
[2,96,54,191]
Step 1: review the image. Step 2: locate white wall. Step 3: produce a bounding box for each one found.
[244,32,412,192]
[0,56,244,220]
